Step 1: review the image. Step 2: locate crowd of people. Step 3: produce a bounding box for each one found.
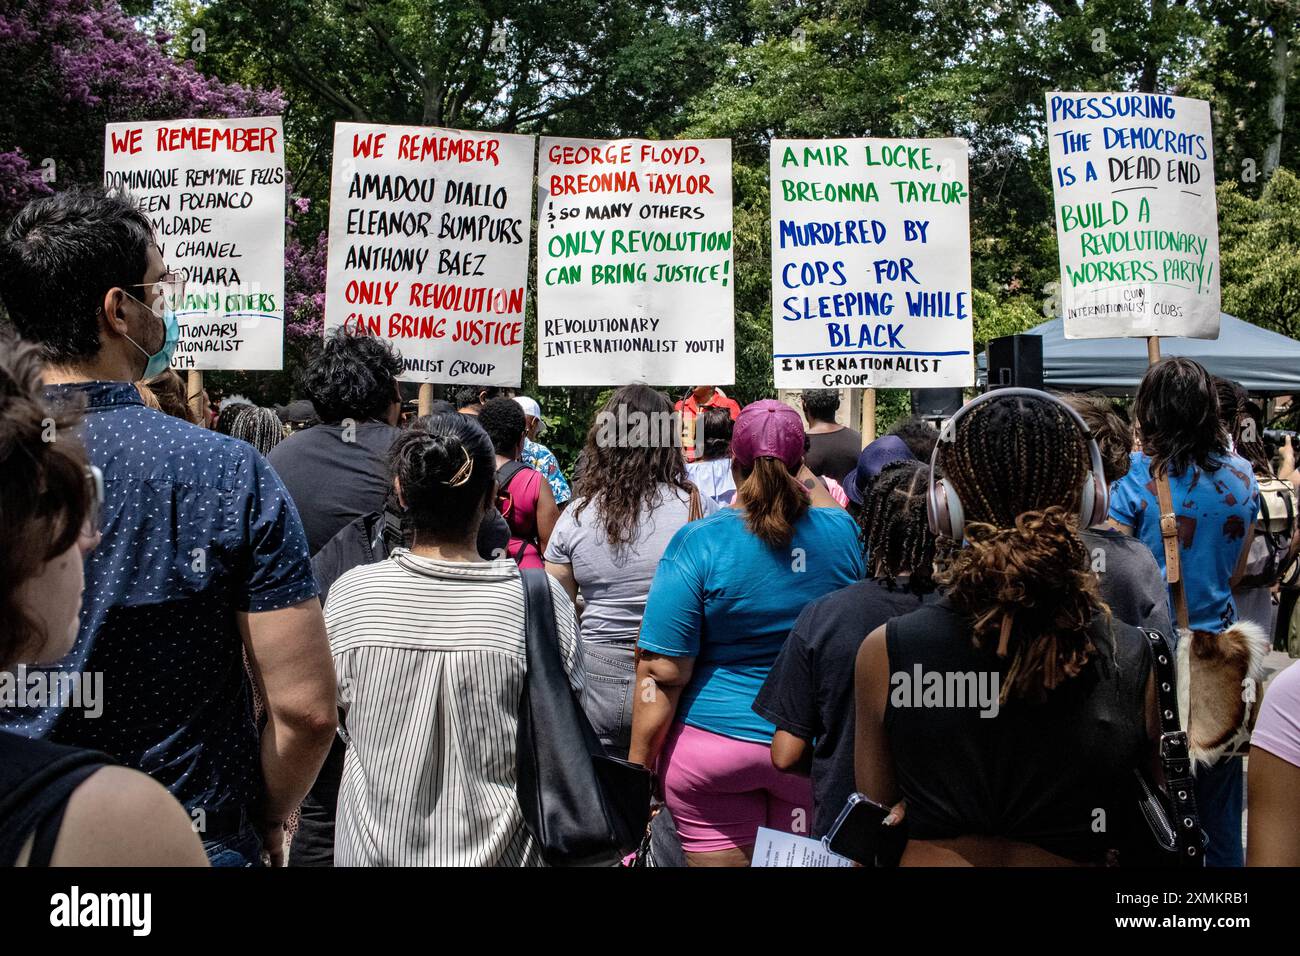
[1,189,1299,868]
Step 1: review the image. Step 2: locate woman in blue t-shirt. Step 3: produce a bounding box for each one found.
[629,400,864,867]
[1109,357,1259,867]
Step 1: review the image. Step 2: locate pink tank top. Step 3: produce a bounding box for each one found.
[502,466,544,568]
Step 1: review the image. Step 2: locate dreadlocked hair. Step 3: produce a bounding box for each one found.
[935,393,1109,705]
[856,459,937,594]
[574,384,695,550]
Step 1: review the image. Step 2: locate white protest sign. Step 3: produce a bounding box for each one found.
[770,138,974,389]
[1046,92,1220,339]
[324,122,535,386]
[104,116,285,370]
[537,137,735,386]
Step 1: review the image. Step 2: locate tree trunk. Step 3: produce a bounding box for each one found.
[1265,14,1291,178]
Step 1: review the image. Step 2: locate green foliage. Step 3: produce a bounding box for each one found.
[1219,167,1300,337]
[71,1,1300,426]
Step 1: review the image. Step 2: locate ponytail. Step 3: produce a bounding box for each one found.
[939,505,1106,704]
[736,456,809,548]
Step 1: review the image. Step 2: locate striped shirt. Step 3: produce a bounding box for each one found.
[325,549,583,866]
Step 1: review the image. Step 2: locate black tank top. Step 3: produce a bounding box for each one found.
[0,730,112,866]
[885,598,1151,863]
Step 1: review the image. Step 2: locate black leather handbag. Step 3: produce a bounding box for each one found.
[1121,628,1206,867]
[515,567,652,866]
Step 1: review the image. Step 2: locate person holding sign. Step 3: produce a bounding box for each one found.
[630,400,863,866]
[1108,358,1259,866]
[0,190,336,867]
[675,385,740,463]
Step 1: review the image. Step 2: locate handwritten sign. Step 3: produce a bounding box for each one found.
[323,122,535,386]
[536,137,735,385]
[104,116,286,370]
[769,138,974,389]
[1046,92,1220,339]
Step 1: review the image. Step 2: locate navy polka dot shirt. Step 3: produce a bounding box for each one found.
[0,382,319,826]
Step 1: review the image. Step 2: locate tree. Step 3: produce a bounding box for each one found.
[0,0,281,220]
[1219,167,1300,336]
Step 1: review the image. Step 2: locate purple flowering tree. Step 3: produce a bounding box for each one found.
[0,0,282,215]
[0,0,325,364]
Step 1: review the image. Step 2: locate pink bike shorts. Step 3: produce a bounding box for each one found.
[659,722,814,854]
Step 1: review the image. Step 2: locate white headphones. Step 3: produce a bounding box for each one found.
[926,387,1109,544]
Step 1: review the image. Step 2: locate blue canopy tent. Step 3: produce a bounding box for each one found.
[976,314,1300,396]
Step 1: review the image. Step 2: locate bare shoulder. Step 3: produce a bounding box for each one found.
[51,766,210,867]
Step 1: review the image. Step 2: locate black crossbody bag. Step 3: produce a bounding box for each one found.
[1122,628,1206,867]
[515,568,651,866]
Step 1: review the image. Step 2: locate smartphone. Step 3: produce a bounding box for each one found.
[823,792,907,867]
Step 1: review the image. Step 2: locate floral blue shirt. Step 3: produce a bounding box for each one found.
[524,438,571,505]
[0,382,318,825]
[1109,451,1259,635]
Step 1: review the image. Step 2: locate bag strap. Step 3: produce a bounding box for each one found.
[1154,475,1191,632]
[519,566,563,684]
[1141,627,1204,865]
[1228,521,1257,589]
[497,460,529,493]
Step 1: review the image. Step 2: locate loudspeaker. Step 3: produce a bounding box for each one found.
[910,388,963,419]
[986,334,1044,390]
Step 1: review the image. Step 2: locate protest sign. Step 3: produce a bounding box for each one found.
[536,137,734,386]
[769,138,974,389]
[324,122,535,386]
[104,116,286,370]
[1046,92,1220,339]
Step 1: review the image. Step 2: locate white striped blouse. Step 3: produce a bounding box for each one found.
[325,549,583,867]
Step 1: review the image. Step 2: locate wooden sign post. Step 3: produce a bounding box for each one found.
[1147,336,1162,367]
[861,387,877,444]
[418,383,434,417]
[187,370,205,425]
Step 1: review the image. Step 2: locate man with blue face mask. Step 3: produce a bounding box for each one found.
[0,189,336,868]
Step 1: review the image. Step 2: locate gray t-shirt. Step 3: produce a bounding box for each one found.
[1081,527,1175,643]
[544,484,717,647]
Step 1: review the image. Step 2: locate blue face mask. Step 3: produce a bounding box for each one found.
[122,291,180,379]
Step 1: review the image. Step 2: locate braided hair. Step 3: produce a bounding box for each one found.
[215,401,252,435]
[230,406,287,455]
[855,460,937,594]
[936,392,1108,705]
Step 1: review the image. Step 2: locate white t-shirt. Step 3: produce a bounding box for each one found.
[686,457,736,505]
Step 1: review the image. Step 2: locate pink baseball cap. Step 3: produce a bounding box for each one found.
[731,400,805,470]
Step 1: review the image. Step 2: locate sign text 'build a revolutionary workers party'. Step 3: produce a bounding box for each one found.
[769,138,975,389]
[1046,92,1221,339]
[324,123,535,386]
[104,117,286,370]
[537,138,735,385]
